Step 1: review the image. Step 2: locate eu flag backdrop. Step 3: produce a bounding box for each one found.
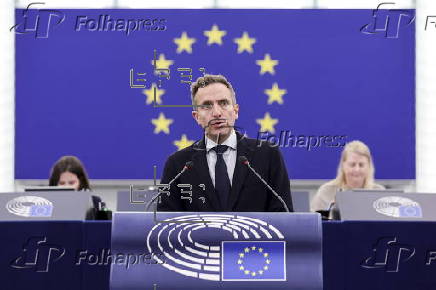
[15,9,415,179]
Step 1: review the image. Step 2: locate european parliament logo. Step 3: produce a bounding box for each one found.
[221,241,286,281]
[145,214,287,282]
[373,196,423,219]
[6,196,53,218]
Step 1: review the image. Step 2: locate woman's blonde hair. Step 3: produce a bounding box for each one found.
[329,140,376,189]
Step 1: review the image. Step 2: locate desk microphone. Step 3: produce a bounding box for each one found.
[146,161,194,211]
[238,156,290,212]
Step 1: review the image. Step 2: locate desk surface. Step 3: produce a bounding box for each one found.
[2,220,435,290]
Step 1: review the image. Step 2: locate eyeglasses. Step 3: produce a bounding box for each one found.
[196,100,233,111]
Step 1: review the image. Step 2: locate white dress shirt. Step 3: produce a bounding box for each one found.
[205,130,237,187]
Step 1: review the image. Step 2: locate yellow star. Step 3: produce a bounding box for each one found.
[239,253,245,258]
[251,272,256,277]
[239,266,244,270]
[237,259,243,264]
[173,134,194,151]
[258,248,263,253]
[251,246,256,251]
[266,259,271,264]
[263,253,269,258]
[265,83,287,105]
[258,270,264,275]
[263,265,269,270]
[151,113,174,134]
[204,24,227,45]
[151,53,174,70]
[256,112,278,134]
[244,270,250,275]
[244,247,250,253]
[234,32,256,54]
[174,31,196,54]
[143,83,165,105]
[256,54,279,75]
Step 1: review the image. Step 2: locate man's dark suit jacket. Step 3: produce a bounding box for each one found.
[158,132,293,212]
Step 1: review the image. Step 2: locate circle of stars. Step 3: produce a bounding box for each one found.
[237,246,271,277]
[147,23,287,149]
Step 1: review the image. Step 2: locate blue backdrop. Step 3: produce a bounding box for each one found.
[15,9,415,179]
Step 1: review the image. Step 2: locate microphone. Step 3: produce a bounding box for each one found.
[146,161,194,211]
[316,201,335,220]
[238,156,290,212]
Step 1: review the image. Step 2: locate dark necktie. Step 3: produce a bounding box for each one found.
[212,145,231,210]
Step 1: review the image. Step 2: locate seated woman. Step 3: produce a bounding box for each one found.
[49,155,90,191]
[49,155,109,219]
[311,140,385,212]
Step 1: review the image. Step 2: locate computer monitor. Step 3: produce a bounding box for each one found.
[291,191,311,212]
[117,186,158,212]
[0,191,91,220]
[336,191,436,221]
[24,186,75,192]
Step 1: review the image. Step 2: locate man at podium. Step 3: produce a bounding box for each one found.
[158,74,293,212]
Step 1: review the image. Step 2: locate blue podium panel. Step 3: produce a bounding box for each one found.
[5,220,436,290]
[0,220,112,290]
[341,221,436,290]
[0,221,84,290]
[81,221,112,290]
[322,221,346,290]
[110,212,322,290]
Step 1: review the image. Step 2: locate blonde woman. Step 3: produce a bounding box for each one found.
[311,140,385,212]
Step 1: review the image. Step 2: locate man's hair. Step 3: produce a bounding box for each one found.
[49,155,91,190]
[190,74,237,108]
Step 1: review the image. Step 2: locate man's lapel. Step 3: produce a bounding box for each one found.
[190,138,221,211]
[227,132,255,211]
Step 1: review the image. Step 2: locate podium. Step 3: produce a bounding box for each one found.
[110,212,323,290]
